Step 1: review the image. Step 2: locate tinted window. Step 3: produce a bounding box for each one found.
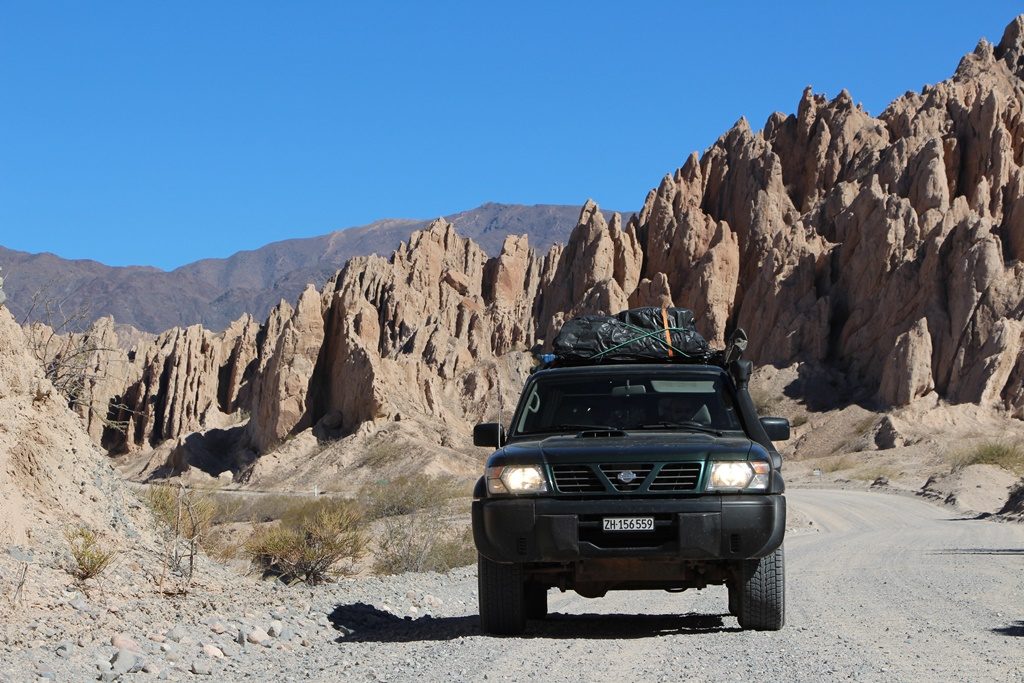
[514,372,741,434]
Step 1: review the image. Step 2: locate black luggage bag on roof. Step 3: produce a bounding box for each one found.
[552,307,712,363]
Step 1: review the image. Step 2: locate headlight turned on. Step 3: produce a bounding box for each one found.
[486,465,548,494]
[707,461,770,491]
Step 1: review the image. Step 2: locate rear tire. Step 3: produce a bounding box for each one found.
[737,546,785,631]
[525,584,548,620]
[477,553,526,635]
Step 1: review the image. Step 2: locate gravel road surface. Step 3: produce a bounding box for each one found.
[4,489,1022,682]
[322,489,1023,683]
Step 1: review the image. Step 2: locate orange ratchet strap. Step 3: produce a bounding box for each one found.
[660,307,673,358]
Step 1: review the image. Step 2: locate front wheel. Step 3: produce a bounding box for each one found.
[477,553,526,635]
[736,546,785,631]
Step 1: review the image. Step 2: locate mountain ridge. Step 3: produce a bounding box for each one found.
[0,202,624,332]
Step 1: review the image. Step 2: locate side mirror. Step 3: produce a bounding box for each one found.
[473,423,507,448]
[760,417,790,442]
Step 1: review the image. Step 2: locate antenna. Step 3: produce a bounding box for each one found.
[496,364,504,448]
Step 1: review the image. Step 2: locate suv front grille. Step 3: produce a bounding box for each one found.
[649,463,703,491]
[551,465,604,493]
[550,462,703,494]
[598,464,653,492]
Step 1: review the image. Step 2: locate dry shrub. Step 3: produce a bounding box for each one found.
[363,440,406,468]
[950,441,1024,474]
[819,454,858,473]
[208,493,304,524]
[854,464,899,482]
[749,386,780,416]
[66,527,118,581]
[147,486,216,539]
[360,474,469,520]
[244,500,367,585]
[373,510,475,575]
[147,485,217,583]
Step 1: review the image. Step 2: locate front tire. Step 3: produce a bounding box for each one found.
[736,546,785,631]
[477,553,526,635]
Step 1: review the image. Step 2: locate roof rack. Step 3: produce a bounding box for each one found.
[536,307,749,371]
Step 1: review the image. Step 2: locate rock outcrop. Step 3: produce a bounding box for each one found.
[62,16,1024,470]
[0,307,150,550]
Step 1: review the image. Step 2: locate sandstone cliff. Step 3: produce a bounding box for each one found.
[68,16,1024,478]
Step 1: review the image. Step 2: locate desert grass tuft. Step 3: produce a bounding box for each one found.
[66,527,118,581]
[949,441,1024,475]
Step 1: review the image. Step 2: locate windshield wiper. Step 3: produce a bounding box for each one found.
[531,424,620,434]
[638,421,723,436]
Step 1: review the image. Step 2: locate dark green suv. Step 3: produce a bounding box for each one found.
[471,359,788,635]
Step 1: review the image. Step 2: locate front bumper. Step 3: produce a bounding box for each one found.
[472,495,785,564]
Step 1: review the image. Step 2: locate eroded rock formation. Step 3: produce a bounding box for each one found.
[71,16,1024,468]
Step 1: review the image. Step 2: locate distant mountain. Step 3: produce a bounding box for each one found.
[0,203,624,332]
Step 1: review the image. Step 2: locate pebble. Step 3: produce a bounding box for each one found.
[202,644,225,659]
[220,641,241,658]
[110,649,142,675]
[111,634,142,653]
[165,626,187,643]
[191,661,213,676]
[247,629,270,645]
[268,620,284,638]
[210,622,227,635]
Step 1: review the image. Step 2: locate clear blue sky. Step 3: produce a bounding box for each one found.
[2,1,1022,270]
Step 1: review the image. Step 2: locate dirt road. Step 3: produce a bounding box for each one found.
[9,489,1021,681]
[321,489,1024,682]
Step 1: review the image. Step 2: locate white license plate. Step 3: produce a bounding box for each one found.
[602,517,655,532]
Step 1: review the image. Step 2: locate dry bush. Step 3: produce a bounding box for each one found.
[66,527,118,581]
[360,474,469,520]
[244,500,367,584]
[949,441,1024,475]
[148,485,216,540]
[854,464,900,482]
[204,493,301,524]
[373,509,475,575]
[819,454,859,473]
[790,414,809,428]
[749,386,780,416]
[18,283,133,434]
[362,439,407,468]
[147,485,217,583]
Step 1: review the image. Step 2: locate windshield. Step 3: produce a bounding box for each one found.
[513,372,743,435]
